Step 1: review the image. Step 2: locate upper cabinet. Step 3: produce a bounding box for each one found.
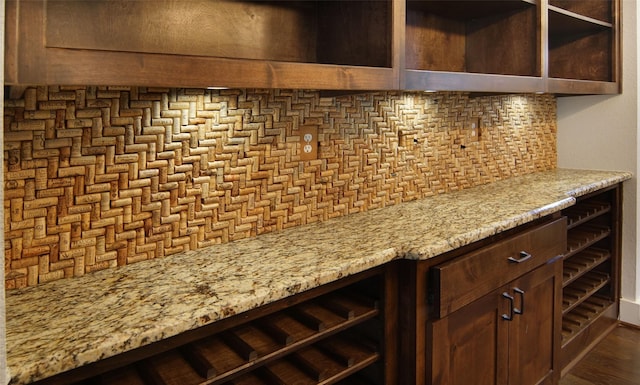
[4,0,620,95]
[404,0,544,93]
[546,0,619,94]
[4,0,400,90]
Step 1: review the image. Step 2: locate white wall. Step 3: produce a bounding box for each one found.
[557,0,640,325]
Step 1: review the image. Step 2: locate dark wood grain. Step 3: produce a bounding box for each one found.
[550,0,613,23]
[433,218,566,318]
[6,0,621,95]
[429,257,561,385]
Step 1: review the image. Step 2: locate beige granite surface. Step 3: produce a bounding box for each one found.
[5,168,632,384]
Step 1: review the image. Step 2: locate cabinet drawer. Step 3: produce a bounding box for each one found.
[432,217,566,318]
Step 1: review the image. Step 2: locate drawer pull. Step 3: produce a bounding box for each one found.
[514,288,525,315]
[508,251,533,264]
[502,292,515,321]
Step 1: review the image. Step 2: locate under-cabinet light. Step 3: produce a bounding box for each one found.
[207,86,229,90]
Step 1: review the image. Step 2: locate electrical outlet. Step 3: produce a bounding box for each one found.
[299,126,318,161]
[468,117,481,142]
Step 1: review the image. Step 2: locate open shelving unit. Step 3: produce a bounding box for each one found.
[403,0,544,93]
[547,0,619,94]
[5,0,620,95]
[560,185,621,375]
[4,0,399,90]
[35,267,398,385]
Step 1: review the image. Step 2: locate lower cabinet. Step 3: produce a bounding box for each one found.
[399,216,567,385]
[34,266,398,385]
[429,259,562,385]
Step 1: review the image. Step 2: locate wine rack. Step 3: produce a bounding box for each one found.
[560,185,621,373]
[57,269,395,385]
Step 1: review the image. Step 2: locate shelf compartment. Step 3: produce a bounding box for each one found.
[180,292,379,384]
[406,0,536,20]
[137,350,205,385]
[564,201,611,230]
[563,247,611,287]
[548,6,612,36]
[98,367,147,385]
[405,0,539,77]
[562,271,611,315]
[225,335,379,385]
[548,4,614,83]
[561,295,614,346]
[565,224,611,258]
[549,0,613,24]
[45,0,392,69]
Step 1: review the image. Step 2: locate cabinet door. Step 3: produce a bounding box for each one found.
[429,288,509,385]
[429,258,561,385]
[507,259,562,385]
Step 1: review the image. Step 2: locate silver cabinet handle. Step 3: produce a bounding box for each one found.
[508,251,533,264]
[514,288,525,315]
[502,292,515,321]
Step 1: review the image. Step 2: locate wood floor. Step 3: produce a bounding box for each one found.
[559,324,640,385]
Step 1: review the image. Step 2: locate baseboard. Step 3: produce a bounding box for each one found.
[620,298,640,326]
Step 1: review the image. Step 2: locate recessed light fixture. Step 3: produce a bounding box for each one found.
[424,90,438,93]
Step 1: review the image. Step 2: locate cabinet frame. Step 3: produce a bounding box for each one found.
[5,0,620,95]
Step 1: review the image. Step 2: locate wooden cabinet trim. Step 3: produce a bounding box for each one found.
[4,0,620,94]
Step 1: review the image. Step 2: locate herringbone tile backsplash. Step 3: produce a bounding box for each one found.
[3,87,557,288]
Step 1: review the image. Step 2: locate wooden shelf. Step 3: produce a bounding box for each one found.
[549,0,613,23]
[562,270,611,315]
[548,6,612,36]
[406,0,536,21]
[566,224,611,259]
[404,0,540,91]
[561,295,614,346]
[564,200,611,230]
[563,247,611,287]
[226,336,379,385]
[547,0,618,92]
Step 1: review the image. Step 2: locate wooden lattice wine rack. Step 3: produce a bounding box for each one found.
[560,185,622,374]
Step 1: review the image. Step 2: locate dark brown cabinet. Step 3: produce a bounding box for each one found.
[399,217,566,385]
[547,0,619,94]
[560,185,622,375]
[430,260,562,385]
[5,0,620,95]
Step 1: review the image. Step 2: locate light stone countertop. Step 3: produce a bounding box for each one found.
[5,168,633,385]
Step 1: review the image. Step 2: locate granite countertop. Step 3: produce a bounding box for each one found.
[5,168,633,384]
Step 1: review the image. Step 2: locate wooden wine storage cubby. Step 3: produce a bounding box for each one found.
[40,267,397,385]
[560,185,621,375]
